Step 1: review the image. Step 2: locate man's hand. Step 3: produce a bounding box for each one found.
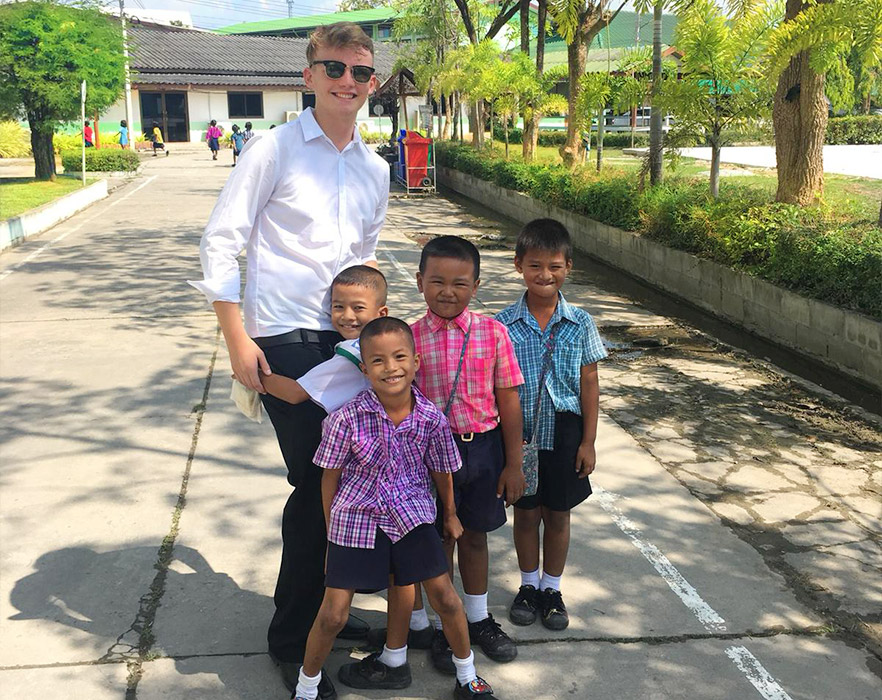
[497,464,526,507]
[443,513,464,543]
[228,334,271,393]
[575,442,596,478]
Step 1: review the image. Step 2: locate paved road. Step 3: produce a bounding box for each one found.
[677,145,882,179]
[1,152,880,699]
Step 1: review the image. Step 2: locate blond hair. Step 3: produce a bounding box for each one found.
[306,22,374,64]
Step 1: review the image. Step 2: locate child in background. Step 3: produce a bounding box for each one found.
[206,120,223,160]
[403,236,524,673]
[230,125,245,167]
[496,219,606,631]
[151,122,167,156]
[83,121,93,148]
[293,317,499,700]
[118,119,128,149]
[243,121,255,143]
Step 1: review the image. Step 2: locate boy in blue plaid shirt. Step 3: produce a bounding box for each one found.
[495,219,607,632]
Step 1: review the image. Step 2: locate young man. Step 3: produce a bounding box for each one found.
[188,22,389,698]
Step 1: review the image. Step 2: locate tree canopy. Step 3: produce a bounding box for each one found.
[0,0,125,179]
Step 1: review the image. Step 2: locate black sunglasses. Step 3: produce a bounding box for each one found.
[310,60,375,84]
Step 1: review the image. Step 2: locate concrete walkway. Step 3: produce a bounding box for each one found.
[676,145,882,179]
[1,151,880,699]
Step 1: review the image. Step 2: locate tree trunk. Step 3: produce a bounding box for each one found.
[29,118,56,181]
[649,1,664,186]
[773,43,826,203]
[596,106,605,172]
[489,102,495,150]
[505,117,510,159]
[710,137,721,199]
[442,94,451,139]
[561,38,587,167]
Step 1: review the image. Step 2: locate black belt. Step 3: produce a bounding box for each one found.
[454,425,500,443]
[252,329,338,349]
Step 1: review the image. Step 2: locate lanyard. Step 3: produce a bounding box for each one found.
[443,315,472,417]
[526,325,556,443]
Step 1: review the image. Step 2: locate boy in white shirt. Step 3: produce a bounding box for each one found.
[259,265,388,412]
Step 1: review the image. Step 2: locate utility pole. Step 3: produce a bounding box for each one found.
[287,0,295,18]
[119,0,135,149]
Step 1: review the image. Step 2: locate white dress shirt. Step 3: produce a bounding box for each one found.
[297,338,368,414]
[188,108,390,338]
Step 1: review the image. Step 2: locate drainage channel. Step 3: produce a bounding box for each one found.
[438,187,881,416]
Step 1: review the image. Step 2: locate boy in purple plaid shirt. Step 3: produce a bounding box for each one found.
[293,317,500,700]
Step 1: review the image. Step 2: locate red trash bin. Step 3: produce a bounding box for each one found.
[403,131,432,188]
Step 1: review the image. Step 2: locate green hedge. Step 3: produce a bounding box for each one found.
[61,148,140,172]
[825,115,882,145]
[437,142,882,318]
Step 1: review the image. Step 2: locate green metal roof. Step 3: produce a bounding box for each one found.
[216,7,398,35]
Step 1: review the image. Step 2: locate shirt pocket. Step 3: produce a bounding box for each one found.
[351,435,384,469]
[465,354,495,396]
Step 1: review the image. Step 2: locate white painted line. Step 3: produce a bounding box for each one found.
[594,488,728,633]
[725,646,794,700]
[381,246,415,280]
[0,176,157,282]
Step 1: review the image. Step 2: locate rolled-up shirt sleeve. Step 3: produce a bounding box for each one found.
[187,135,278,303]
[360,166,389,264]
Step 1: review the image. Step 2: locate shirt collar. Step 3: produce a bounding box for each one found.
[425,307,471,334]
[358,385,433,425]
[512,292,578,328]
[299,106,362,148]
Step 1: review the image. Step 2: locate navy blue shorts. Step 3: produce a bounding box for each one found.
[515,412,592,512]
[208,137,220,151]
[325,524,448,591]
[438,427,506,533]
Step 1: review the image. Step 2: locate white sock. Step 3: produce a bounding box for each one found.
[410,607,430,631]
[540,571,562,591]
[453,650,477,685]
[433,615,444,631]
[294,668,321,700]
[378,643,408,668]
[463,593,488,624]
[521,567,540,589]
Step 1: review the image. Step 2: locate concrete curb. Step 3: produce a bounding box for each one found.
[65,163,145,178]
[1,179,109,252]
[439,165,882,390]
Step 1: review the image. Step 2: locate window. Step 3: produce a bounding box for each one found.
[228,92,264,118]
[377,25,392,39]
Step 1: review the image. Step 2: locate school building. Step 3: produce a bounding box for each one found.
[100,23,399,144]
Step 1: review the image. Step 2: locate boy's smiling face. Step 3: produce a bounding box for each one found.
[330,284,388,339]
[360,331,420,401]
[416,256,479,320]
[515,249,572,302]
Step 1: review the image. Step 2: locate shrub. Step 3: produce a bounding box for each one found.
[0,121,31,158]
[437,140,882,317]
[61,148,140,172]
[825,115,882,145]
[595,133,650,148]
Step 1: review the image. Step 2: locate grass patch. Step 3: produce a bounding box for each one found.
[0,176,95,220]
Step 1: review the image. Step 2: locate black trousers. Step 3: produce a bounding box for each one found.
[258,330,341,663]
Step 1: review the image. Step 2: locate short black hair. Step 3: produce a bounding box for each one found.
[332,265,388,305]
[359,317,415,353]
[515,219,573,262]
[419,235,480,280]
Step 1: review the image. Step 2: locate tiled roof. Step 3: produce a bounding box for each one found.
[216,7,398,35]
[129,25,396,84]
[134,73,305,87]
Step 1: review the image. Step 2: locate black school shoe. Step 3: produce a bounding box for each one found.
[365,624,435,650]
[430,629,457,675]
[540,588,569,631]
[468,614,517,663]
[508,585,539,626]
[337,652,412,690]
[454,676,497,698]
[280,666,336,700]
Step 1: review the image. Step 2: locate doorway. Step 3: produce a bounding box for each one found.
[140,91,190,142]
